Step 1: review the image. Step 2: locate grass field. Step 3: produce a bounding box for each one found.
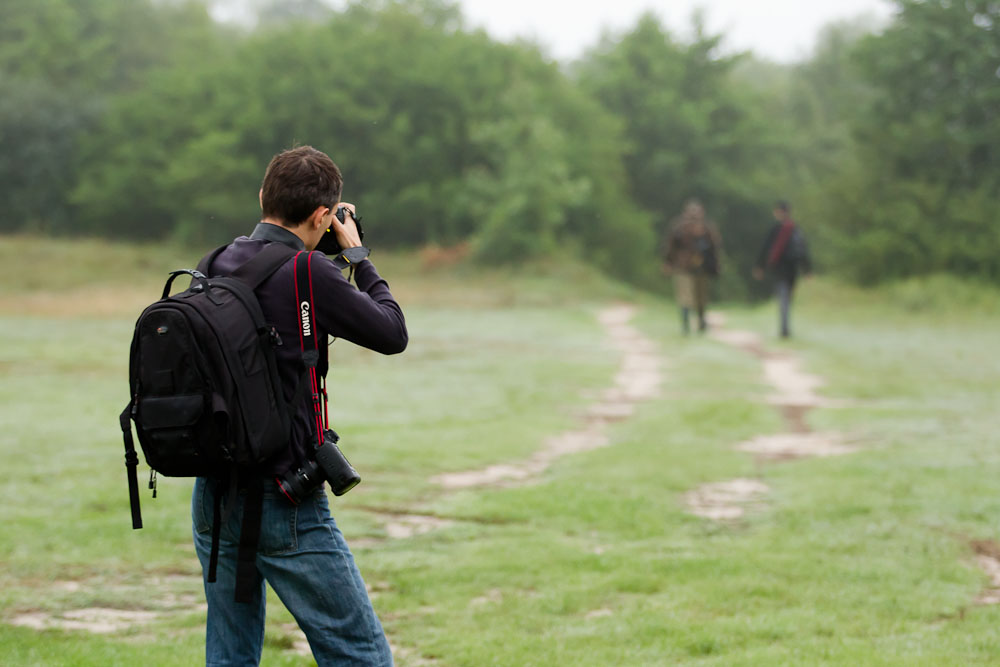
[1,235,999,665]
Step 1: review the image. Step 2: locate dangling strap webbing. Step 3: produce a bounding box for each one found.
[119,404,142,530]
[207,481,222,583]
[235,475,264,603]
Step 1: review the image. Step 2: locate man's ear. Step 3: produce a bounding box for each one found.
[259,189,264,210]
[307,205,330,230]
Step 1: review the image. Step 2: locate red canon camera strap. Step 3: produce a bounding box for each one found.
[293,251,328,448]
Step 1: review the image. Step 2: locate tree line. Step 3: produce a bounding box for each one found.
[1,0,997,294]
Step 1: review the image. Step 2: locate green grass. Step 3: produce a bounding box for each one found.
[2,235,999,665]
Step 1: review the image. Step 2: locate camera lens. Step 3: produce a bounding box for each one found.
[275,459,323,505]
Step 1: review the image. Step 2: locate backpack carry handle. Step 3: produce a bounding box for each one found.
[162,269,210,300]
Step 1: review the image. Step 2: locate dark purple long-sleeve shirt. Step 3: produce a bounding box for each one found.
[208,222,407,475]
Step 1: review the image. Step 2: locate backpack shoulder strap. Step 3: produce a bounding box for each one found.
[196,244,229,277]
[229,242,297,289]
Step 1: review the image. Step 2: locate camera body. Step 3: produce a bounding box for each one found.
[315,206,365,256]
[276,429,361,505]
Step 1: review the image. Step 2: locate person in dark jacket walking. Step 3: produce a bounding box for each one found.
[753,200,811,338]
[192,146,406,666]
[661,200,722,334]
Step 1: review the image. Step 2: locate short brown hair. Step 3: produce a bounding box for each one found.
[260,146,343,225]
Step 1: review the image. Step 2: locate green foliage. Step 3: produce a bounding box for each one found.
[4,0,1000,290]
[0,76,98,231]
[575,14,789,297]
[0,0,222,234]
[65,0,654,276]
[819,0,1000,283]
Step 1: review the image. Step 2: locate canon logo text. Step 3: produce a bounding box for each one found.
[300,301,312,337]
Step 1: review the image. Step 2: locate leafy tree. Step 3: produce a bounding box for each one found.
[823,0,1000,282]
[575,13,787,296]
[0,76,98,231]
[72,0,650,276]
[0,0,221,232]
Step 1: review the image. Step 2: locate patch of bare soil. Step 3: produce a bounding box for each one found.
[762,355,837,408]
[9,608,160,634]
[384,514,454,539]
[705,326,765,356]
[971,540,1000,605]
[777,404,811,433]
[736,432,858,461]
[468,588,504,607]
[684,479,770,521]
[389,643,440,666]
[432,304,661,490]
[6,574,209,645]
[276,622,313,656]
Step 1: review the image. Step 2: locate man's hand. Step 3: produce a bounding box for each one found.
[661,263,673,276]
[332,202,363,249]
[752,267,764,281]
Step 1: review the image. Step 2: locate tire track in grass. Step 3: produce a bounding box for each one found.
[970,540,1000,606]
[355,304,663,541]
[431,303,662,490]
[693,314,1000,610]
[353,303,663,662]
[6,574,206,642]
[683,312,857,521]
[708,313,856,461]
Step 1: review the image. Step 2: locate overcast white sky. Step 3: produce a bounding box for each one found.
[457,0,895,63]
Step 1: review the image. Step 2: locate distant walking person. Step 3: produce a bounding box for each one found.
[662,200,721,334]
[753,200,812,338]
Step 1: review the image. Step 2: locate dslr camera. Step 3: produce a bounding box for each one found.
[276,429,361,504]
[315,205,364,256]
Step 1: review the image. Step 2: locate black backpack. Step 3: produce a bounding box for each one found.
[119,243,297,522]
[120,245,304,592]
[786,227,807,265]
[122,241,361,602]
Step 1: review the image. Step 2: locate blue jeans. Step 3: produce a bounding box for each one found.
[191,477,393,666]
[776,279,793,337]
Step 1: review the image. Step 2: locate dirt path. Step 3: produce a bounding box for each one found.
[355,303,664,663]
[351,304,663,542]
[971,540,1000,605]
[708,312,855,461]
[432,304,662,490]
[693,314,1000,608]
[683,313,856,520]
[684,479,770,521]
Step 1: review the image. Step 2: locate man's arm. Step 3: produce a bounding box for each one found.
[752,224,779,280]
[754,224,779,271]
[312,258,408,354]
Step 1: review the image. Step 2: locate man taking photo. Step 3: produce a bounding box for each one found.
[191,145,406,665]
